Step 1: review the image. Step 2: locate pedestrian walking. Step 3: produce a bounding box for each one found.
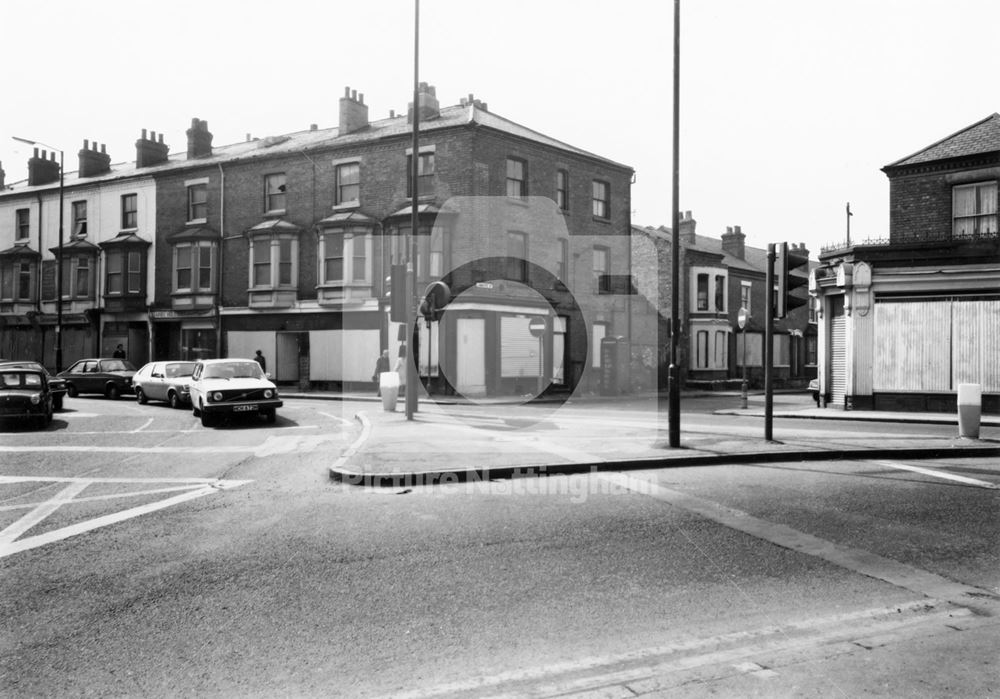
[372,350,390,396]
[254,350,267,373]
[112,344,126,359]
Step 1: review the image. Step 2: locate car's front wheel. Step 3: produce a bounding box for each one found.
[66,383,78,398]
[135,387,148,405]
[168,392,182,410]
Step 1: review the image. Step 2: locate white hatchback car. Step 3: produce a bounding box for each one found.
[188,358,282,427]
[133,360,197,409]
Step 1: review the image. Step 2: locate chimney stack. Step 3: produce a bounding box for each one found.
[135,129,170,168]
[721,224,746,259]
[27,148,61,186]
[339,86,369,135]
[678,210,696,244]
[408,82,440,123]
[78,140,112,177]
[186,118,214,159]
[0,161,5,189]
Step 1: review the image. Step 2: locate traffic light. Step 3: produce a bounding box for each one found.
[775,242,810,319]
[419,281,450,324]
[389,264,408,323]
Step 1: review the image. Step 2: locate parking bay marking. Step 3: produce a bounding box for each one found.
[0,476,251,559]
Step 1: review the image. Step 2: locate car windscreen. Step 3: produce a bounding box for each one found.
[101,359,136,372]
[203,362,262,380]
[166,362,197,378]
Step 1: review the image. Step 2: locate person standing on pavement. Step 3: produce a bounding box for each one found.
[254,350,267,373]
[372,350,390,396]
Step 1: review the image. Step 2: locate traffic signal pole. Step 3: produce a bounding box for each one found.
[765,243,775,442]
[406,0,420,420]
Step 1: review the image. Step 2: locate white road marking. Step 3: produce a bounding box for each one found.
[870,459,999,489]
[129,418,154,433]
[0,484,218,511]
[0,480,90,546]
[319,411,354,426]
[0,476,251,559]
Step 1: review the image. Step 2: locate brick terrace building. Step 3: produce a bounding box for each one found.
[632,214,817,389]
[0,85,658,397]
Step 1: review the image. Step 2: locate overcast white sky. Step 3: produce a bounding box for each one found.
[3,0,999,257]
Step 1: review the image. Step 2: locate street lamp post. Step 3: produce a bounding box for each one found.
[13,137,64,372]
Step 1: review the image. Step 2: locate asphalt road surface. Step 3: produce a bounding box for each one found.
[1,396,997,697]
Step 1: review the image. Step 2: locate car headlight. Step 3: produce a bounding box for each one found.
[264,389,273,399]
[30,393,41,405]
[211,391,223,402]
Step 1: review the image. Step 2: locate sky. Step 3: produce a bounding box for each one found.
[3,0,1000,258]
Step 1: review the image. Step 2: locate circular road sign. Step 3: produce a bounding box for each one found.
[528,316,547,338]
[737,307,749,330]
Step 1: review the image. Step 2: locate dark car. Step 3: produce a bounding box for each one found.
[0,361,68,410]
[133,361,197,409]
[188,358,282,427]
[58,358,137,400]
[0,368,54,428]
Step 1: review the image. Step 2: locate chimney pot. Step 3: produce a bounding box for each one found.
[310,123,318,131]
[726,226,733,234]
[734,225,741,234]
[390,109,396,118]
[141,129,147,140]
[359,93,364,104]
[345,86,351,97]
[84,139,90,150]
[351,89,357,100]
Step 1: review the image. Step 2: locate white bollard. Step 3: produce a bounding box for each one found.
[380,372,400,412]
[957,383,981,439]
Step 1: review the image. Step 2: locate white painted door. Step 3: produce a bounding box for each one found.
[276,333,299,382]
[456,318,486,397]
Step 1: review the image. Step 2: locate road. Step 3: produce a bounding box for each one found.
[1,395,997,697]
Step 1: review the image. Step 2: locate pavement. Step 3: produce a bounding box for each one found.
[279,388,1000,487]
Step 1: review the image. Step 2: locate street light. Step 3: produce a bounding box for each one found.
[13,136,64,372]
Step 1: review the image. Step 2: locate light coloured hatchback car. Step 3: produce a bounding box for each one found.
[133,361,197,409]
[188,358,282,427]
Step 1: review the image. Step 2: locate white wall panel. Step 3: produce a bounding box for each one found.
[309,329,379,381]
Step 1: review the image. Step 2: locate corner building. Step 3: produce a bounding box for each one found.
[1,84,655,396]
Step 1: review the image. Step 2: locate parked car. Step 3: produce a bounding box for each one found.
[133,361,197,409]
[0,360,68,410]
[0,367,54,428]
[58,358,136,400]
[188,358,282,427]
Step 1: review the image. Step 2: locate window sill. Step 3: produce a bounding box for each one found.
[187,218,207,226]
[506,197,530,207]
[331,201,361,211]
[591,216,611,224]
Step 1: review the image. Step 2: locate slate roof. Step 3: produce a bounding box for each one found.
[1,103,629,196]
[885,113,1000,169]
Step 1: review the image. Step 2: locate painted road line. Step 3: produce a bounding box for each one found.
[599,472,996,604]
[0,475,253,485]
[870,459,999,489]
[130,417,154,433]
[0,476,252,559]
[0,480,90,546]
[0,483,215,511]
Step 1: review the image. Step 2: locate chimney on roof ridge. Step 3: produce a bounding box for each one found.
[78,139,112,177]
[678,210,696,244]
[339,85,369,135]
[136,128,170,168]
[186,118,213,159]
[721,224,746,260]
[408,82,440,124]
[27,147,61,186]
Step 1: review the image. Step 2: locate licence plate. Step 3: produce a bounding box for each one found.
[233,404,258,412]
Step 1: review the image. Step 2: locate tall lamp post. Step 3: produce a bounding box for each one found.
[13,136,64,372]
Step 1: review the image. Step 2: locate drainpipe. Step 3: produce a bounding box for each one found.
[216,163,225,358]
[35,192,44,313]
